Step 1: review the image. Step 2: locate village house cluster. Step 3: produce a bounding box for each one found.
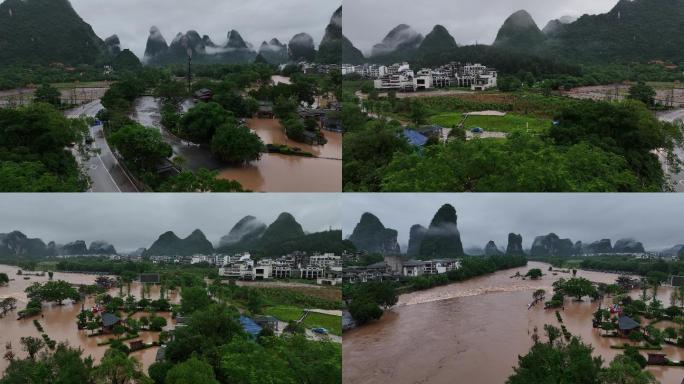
[343,253,462,283]
[342,62,498,91]
[218,252,343,286]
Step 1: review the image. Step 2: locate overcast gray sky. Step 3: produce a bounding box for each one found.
[342,194,684,252]
[69,0,339,58]
[343,0,619,55]
[0,194,340,252]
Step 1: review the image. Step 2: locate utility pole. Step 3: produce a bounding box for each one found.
[186,48,193,94]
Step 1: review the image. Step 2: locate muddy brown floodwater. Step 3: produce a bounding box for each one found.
[131,97,342,192]
[216,118,342,192]
[0,265,178,376]
[343,261,684,384]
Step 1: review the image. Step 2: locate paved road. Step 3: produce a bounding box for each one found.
[65,101,139,193]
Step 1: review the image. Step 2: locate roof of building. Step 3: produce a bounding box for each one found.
[403,259,426,267]
[155,346,166,362]
[139,273,161,284]
[101,313,121,327]
[402,129,428,147]
[618,315,640,331]
[239,315,263,337]
[254,315,278,324]
[417,125,443,136]
[366,261,388,270]
[671,275,684,287]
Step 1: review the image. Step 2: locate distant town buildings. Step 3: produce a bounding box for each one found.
[218,252,342,286]
[342,62,498,91]
[343,254,462,283]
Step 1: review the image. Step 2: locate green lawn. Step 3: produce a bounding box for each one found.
[429,112,551,133]
[264,306,341,336]
[303,312,341,336]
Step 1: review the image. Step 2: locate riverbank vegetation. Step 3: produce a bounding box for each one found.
[508,327,657,384]
[343,85,684,191]
[537,254,684,278]
[343,255,527,326]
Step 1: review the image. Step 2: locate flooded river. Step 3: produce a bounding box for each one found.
[0,265,177,375]
[343,262,684,384]
[131,97,342,192]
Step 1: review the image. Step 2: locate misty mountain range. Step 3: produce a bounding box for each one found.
[0,212,350,259]
[0,0,342,66]
[344,0,684,65]
[347,205,684,258]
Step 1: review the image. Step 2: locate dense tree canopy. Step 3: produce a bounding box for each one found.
[211,121,264,165]
[0,103,88,191]
[179,102,232,144]
[108,123,172,173]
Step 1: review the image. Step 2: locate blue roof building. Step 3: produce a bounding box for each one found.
[402,129,428,147]
[239,315,263,337]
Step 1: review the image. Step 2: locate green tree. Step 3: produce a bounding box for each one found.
[148,361,173,384]
[348,298,383,325]
[108,123,172,172]
[33,84,61,106]
[180,286,212,315]
[0,343,93,384]
[180,102,232,143]
[526,269,543,280]
[211,121,264,164]
[628,82,657,107]
[273,96,299,120]
[409,99,428,125]
[20,336,44,360]
[598,354,656,384]
[93,349,151,384]
[507,336,603,384]
[557,278,597,301]
[543,324,561,345]
[165,357,218,384]
[0,273,8,286]
[343,120,411,192]
[282,115,306,142]
[159,169,245,192]
[112,324,125,339]
[149,316,167,332]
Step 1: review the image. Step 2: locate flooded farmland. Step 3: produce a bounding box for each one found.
[0,264,177,375]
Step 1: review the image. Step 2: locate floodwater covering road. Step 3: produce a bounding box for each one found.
[131,96,342,192]
[64,100,138,192]
[343,261,684,384]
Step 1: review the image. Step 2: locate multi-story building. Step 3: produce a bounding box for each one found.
[366,62,497,91]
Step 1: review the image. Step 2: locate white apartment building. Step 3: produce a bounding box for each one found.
[309,253,342,269]
[370,62,497,91]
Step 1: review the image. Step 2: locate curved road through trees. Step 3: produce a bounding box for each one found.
[65,100,138,192]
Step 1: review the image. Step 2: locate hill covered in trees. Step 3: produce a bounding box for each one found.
[0,0,108,66]
[355,0,684,69]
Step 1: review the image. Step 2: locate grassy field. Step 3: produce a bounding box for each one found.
[264,306,342,336]
[429,112,551,133]
[35,261,58,271]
